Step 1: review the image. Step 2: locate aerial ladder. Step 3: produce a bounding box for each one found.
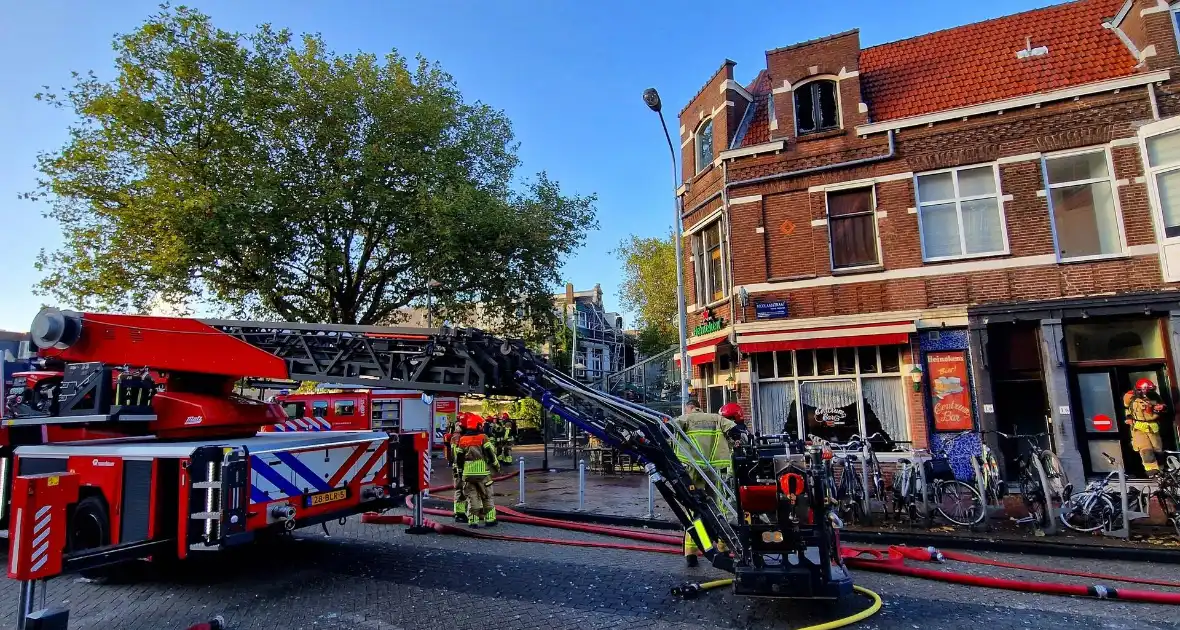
[5,308,852,627]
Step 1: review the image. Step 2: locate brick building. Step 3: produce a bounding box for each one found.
[675,0,1180,482]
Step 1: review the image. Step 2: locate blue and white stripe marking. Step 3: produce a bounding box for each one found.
[248,441,386,504]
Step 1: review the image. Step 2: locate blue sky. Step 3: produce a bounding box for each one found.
[0,0,1058,332]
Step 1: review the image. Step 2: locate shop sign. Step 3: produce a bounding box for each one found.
[927,350,974,431]
[435,399,457,413]
[693,308,725,337]
[755,301,789,320]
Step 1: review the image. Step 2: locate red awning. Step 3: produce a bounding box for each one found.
[674,338,722,366]
[736,322,916,354]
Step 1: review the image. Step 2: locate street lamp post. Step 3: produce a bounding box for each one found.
[426,279,441,328]
[643,88,692,414]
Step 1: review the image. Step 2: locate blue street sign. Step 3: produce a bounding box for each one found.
[755,301,789,320]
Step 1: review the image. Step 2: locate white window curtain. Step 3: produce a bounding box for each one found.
[862,377,909,443]
[756,381,796,436]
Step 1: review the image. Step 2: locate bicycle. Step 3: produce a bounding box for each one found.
[1060,452,1122,533]
[891,446,986,527]
[807,435,865,525]
[1152,451,1180,537]
[972,433,1007,507]
[992,431,1071,532]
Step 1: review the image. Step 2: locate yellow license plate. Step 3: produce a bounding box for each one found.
[305,488,348,507]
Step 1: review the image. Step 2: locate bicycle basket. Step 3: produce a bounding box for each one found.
[924,457,955,482]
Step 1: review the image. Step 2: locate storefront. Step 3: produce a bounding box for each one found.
[741,320,918,452]
[969,292,1180,482]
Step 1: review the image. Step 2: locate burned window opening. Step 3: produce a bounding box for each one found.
[795,80,839,135]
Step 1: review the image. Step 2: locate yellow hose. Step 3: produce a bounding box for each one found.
[691,580,882,629]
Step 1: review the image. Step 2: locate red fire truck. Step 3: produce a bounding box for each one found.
[269,390,459,448]
[4,307,854,624]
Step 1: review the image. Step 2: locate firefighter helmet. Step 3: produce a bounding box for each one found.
[1136,378,1157,394]
[719,402,744,423]
[462,413,483,431]
[500,412,510,420]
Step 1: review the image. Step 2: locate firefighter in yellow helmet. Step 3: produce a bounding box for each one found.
[673,398,746,567]
[455,412,501,527]
[1125,378,1168,476]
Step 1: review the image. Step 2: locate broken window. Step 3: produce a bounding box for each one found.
[794,80,839,135]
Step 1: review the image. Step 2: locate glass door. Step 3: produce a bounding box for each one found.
[1073,365,1174,478]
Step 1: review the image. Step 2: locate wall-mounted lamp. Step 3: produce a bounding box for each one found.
[910,364,924,393]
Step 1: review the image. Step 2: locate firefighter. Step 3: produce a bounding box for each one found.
[455,412,501,527]
[446,414,468,522]
[721,402,750,444]
[1124,378,1169,476]
[498,411,514,465]
[672,398,744,567]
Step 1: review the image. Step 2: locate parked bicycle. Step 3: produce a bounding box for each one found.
[1153,451,1180,537]
[972,433,1007,507]
[808,433,888,525]
[891,445,986,527]
[992,431,1071,532]
[1059,452,1141,533]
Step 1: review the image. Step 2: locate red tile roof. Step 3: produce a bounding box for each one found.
[738,71,771,148]
[859,0,1138,122]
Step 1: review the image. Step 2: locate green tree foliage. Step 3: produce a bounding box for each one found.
[614,232,677,355]
[511,397,542,430]
[28,5,597,335]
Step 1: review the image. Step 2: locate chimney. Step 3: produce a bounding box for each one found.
[565,282,574,305]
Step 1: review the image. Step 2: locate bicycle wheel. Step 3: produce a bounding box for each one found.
[1060,492,1114,533]
[1020,468,1050,530]
[934,480,985,526]
[840,465,866,524]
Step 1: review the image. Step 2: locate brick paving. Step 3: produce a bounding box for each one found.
[8,511,1180,630]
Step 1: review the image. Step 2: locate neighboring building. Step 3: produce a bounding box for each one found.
[675,0,1180,482]
[555,283,637,384]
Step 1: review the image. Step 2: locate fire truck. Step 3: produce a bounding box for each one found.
[269,390,459,449]
[3,307,852,608]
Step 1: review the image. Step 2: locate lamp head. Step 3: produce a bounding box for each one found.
[643,88,662,113]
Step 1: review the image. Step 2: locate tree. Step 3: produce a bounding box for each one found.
[614,232,677,355]
[511,397,542,430]
[27,6,597,336]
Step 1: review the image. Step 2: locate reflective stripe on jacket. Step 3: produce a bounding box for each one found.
[673,412,737,468]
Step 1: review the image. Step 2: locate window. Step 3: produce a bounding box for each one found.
[1044,149,1124,260]
[334,399,356,417]
[575,309,587,328]
[282,401,305,419]
[311,400,329,418]
[916,165,1007,260]
[691,220,728,304]
[752,346,909,450]
[371,399,401,430]
[1146,129,1180,239]
[695,119,714,173]
[827,187,879,269]
[794,80,839,135]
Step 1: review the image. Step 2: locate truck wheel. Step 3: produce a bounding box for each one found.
[70,496,113,581]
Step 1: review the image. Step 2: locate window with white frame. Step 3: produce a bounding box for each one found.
[1145,129,1180,239]
[691,219,728,304]
[753,345,908,451]
[794,79,839,135]
[695,119,714,173]
[1043,148,1124,260]
[916,164,1007,260]
[827,187,880,269]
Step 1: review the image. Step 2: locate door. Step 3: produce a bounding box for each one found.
[1072,365,1174,478]
[991,379,1050,479]
[1140,118,1180,281]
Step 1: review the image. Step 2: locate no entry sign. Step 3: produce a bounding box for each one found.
[1092,413,1114,432]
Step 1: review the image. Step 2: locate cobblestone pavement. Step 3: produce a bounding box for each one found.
[3,509,1180,630]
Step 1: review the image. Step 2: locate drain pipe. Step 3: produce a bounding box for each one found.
[723,129,896,193]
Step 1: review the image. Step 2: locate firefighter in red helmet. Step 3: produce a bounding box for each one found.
[447,413,471,522]
[1124,378,1168,475]
[455,412,500,527]
[673,398,746,567]
[719,402,750,444]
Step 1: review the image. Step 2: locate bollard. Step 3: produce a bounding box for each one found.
[516,456,526,506]
[577,459,586,511]
[646,477,656,519]
[405,491,432,535]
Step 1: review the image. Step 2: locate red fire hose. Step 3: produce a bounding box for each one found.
[406,464,1180,605]
[841,545,1180,605]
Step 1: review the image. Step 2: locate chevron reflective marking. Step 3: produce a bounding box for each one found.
[250,485,270,504]
[271,424,286,432]
[328,444,370,487]
[274,452,333,492]
[250,455,302,499]
[293,418,309,430]
[355,442,389,483]
[284,420,299,431]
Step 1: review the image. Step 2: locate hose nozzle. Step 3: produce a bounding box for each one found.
[671,583,701,599]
